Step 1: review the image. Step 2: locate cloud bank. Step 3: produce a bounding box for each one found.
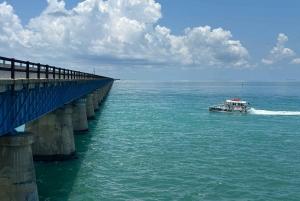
[0,0,250,74]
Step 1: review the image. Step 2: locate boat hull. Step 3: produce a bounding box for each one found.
[209,106,247,113]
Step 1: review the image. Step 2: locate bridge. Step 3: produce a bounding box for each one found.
[0,56,114,200]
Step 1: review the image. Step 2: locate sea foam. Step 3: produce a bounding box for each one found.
[248,108,300,116]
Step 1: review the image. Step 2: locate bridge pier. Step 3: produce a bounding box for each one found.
[25,104,77,161]
[92,91,99,111]
[103,82,113,100]
[0,132,39,201]
[97,89,103,106]
[72,98,89,133]
[85,94,95,120]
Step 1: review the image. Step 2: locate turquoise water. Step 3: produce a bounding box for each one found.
[35,81,300,200]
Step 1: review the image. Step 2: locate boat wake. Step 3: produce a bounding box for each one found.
[248,108,300,116]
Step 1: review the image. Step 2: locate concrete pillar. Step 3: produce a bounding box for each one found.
[106,82,112,96]
[102,86,106,99]
[25,104,77,161]
[96,89,102,106]
[84,94,95,120]
[103,84,109,98]
[0,132,39,201]
[92,91,99,112]
[72,98,89,133]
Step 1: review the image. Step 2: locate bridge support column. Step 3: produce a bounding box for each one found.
[72,98,88,133]
[84,94,95,120]
[0,132,39,201]
[97,88,103,106]
[102,85,107,100]
[92,91,99,111]
[103,82,113,99]
[25,104,77,161]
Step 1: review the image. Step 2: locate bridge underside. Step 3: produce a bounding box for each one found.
[0,78,113,136]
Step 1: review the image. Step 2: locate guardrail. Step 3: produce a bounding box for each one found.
[0,56,107,79]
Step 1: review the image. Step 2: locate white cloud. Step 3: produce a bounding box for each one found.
[291,58,300,64]
[262,33,296,65]
[0,0,250,73]
[261,59,274,65]
[0,2,32,52]
[181,26,249,67]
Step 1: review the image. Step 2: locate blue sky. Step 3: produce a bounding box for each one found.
[1,0,300,80]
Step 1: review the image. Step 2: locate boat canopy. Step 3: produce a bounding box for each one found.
[226,98,247,104]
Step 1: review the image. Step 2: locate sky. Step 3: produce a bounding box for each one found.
[0,0,300,80]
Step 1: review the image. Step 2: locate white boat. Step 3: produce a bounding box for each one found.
[209,98,250,113]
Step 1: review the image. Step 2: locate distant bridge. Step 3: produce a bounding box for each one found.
[0,56,114,200]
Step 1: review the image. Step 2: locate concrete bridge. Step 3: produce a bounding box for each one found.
[0,56,114,200]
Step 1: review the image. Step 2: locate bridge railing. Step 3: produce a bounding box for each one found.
[0,56,107,79]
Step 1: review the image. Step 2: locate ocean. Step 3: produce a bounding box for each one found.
[35,81,300,200]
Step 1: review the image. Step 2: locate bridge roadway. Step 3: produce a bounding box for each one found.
[0,56,114,201]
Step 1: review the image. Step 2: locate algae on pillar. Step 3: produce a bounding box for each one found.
[72,98,89,132]
[0,132,39,201]
[25,104,77,161]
